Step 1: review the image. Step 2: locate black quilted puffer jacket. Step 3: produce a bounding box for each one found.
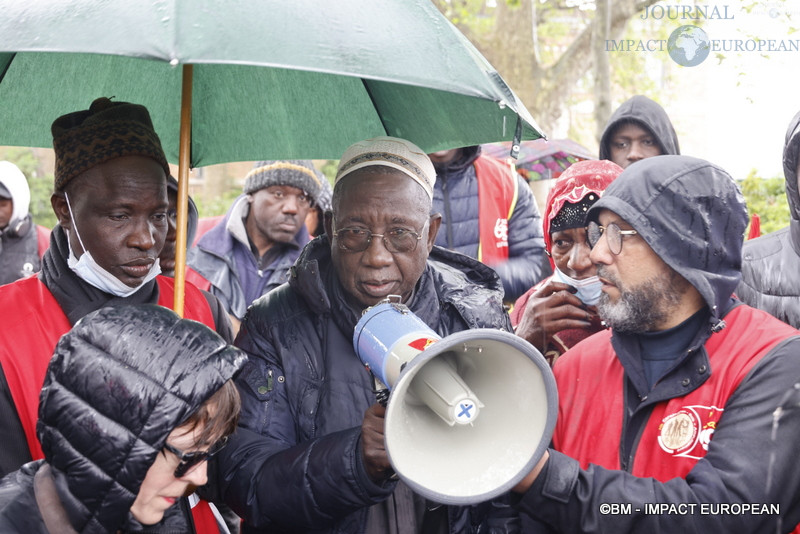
[0,305,246,533]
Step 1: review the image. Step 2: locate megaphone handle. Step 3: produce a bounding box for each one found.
[372,375,390,407]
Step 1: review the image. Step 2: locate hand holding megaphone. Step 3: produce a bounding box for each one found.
[354,297,558,505]
[360,403,393,483]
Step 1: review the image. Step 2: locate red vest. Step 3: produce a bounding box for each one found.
[186,267,212,292]
[473,155,519,266]
[553,305,797,480]
[0,275,214,460]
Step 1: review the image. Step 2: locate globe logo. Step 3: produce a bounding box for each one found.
[668,25,710,67]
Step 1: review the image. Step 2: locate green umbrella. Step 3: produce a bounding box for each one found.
[0,0,544,313]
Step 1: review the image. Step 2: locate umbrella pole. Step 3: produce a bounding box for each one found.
[173,64,193,317]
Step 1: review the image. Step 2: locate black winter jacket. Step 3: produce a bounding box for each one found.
[0,305,245,533]
[431,146,545,301]
[737,110,800,328]
[211,236,518,533]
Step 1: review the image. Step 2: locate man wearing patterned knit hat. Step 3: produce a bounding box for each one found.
[0,98,233,492]
[187,160,322,333]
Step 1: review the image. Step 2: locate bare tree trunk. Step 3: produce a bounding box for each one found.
[434,0,662,136]
[594,0,612,142]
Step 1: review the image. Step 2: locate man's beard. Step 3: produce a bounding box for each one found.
[596,265,686,334]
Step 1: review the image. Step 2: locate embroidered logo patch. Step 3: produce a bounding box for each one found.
[657,405,724,459]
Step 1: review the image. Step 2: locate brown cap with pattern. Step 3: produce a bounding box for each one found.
[51,97,170,191]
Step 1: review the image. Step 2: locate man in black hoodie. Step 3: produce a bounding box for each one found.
[512,155,800,533]
[737,110,800,328]
[598,95,680,168]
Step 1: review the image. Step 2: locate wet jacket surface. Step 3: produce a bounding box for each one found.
[737,110,800,328]
[431,146,545,301]
[0,305,246,533]
[598,95,680,160]
[188,195,309,320]
[518,156,800,533]
[211,236,517,533]
[0,225,231,478]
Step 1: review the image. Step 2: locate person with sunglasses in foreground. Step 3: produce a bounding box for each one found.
[0,305,245,533]
[512,155,800,533]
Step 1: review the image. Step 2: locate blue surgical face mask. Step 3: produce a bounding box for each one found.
[64,192,160,297]
[552,266,603,306]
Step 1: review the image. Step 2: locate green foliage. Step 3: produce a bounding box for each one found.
[319,160,338,183]
[2,147,58,229]
[191,188,242,218]
[739,169,791,236]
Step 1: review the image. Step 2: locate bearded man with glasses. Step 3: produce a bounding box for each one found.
[511,155,800,533]
[209,137,518,533]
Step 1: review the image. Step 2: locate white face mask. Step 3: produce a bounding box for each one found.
[64,192,161,297]
[552,266,603,306]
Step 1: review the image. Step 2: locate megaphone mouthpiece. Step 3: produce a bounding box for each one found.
[407,355,483,426]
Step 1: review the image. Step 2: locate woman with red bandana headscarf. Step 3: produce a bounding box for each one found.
[510,160,622,366]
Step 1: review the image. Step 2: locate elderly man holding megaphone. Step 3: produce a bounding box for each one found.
[207,137,556,534]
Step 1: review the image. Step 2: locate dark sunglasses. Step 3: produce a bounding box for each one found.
[162,435,230,478]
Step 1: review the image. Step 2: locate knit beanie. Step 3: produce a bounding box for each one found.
[243,160,322,203]
[316,174,333,213]
[51,97,170,192]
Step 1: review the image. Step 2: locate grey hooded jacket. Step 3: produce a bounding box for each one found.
[517,156,800,533]
[598,95,680,161]
[0,163,45,285]
[737,110,800,328]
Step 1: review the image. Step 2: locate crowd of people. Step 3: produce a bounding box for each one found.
[0,92,798,534]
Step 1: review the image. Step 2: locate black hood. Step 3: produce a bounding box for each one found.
[599,95,680,160]
[783,110,800,221]
[587,155,747,323]
[36,305,246,533]
[430,145,481,175]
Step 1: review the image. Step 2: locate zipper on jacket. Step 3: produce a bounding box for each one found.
[620,380,655,472]
[441,173,454,249]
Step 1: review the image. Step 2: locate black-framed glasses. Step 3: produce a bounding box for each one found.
[162,435,230,478]
[587,221,638,255]
[333,221,427,253]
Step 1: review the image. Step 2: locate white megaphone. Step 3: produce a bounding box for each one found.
[353,297,557,505]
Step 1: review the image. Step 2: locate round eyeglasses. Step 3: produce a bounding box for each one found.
[333,221,427,253]
[162,435,230,478]
[587,221,638,255]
